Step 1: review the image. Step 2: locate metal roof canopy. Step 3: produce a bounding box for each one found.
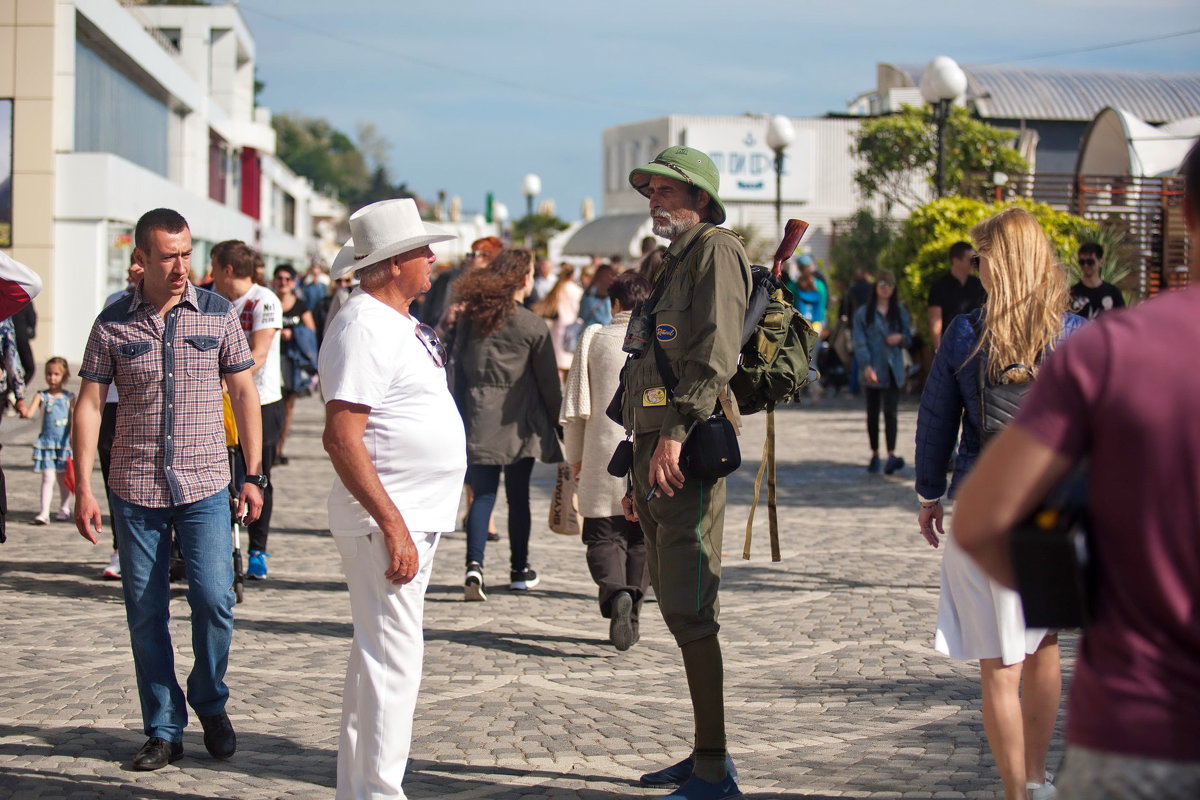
[560,213,662,258]
[1076,107,1200,177]
[883,63,1200,124]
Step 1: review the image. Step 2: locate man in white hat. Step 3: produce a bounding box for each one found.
[318,198,465,799]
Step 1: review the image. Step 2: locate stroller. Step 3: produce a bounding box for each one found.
[168,394,248,604]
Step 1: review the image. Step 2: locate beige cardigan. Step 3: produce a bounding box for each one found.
[560,311,631,519]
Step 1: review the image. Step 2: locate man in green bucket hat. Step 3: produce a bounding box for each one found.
[621,146,750,800]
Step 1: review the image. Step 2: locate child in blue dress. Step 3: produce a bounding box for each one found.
[24,357,74,524]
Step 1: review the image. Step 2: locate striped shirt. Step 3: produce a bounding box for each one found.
[79,282,254,507]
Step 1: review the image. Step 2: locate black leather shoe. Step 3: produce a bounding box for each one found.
[198,712,237,760]
[132,737,183,771]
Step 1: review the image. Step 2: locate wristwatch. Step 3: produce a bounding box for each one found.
[244,474,269,489]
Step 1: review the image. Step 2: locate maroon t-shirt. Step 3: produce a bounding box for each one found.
[1014,286,1200,761]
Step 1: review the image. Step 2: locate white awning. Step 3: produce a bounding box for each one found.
[560,213,663,258]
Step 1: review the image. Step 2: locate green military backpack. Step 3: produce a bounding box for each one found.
[729,265,819,415]
[729,264,819,564]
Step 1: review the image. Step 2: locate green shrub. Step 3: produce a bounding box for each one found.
[881,197,1098,340]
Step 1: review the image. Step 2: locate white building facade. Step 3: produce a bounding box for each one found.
[1,0,342,361]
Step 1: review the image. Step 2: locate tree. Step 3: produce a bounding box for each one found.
[828,209,895,286]
[511,213,569,258]
[852,105,1029,212]
[272,114,416,212]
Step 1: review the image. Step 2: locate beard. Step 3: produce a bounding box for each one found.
[651,207,701,240]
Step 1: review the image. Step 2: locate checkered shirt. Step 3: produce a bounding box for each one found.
[79,282,254,507]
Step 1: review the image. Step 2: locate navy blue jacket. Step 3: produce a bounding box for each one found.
[914,309,1085,500]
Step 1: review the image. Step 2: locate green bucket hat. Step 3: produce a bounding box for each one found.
[629,145,726,225]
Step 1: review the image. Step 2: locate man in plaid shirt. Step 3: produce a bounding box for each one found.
[71,208,265,772]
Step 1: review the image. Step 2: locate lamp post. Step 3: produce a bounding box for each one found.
[919,56,967,198]
[493,202,509,242]
[522,173,541,248]
[765,114,795,243]
[992,171,1009,203]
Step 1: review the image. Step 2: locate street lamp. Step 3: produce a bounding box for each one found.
[493,201,509,243]
[765,114,795,243]
[522,173,541,248]
[919,56,968,198]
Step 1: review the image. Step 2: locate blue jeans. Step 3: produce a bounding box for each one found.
[466,458,533,570]
[113,489,234,743]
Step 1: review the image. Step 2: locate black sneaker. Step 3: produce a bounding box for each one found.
[509,567,539,591]
[884,455,905,475]
[464,561,486,601]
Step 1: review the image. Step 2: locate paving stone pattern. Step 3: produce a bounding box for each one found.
[0,392,1072,799]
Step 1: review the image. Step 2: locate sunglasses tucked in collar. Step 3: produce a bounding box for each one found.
[415,323,447,367]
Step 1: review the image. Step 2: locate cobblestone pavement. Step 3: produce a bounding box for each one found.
[0,391,1072,799]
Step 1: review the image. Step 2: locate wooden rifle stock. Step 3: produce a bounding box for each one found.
[771,219,810,278]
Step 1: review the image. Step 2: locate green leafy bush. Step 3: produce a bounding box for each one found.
[881,197,1098,339]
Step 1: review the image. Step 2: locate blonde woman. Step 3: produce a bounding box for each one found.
[914,207,1085,800]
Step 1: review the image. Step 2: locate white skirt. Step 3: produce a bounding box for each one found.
[934,534,1048,666]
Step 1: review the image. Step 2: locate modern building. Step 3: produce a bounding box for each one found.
[0,0,343,361]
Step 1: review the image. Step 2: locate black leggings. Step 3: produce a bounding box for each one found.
[865,378,900,453]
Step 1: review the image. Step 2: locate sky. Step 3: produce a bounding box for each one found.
[242,0,1200,221]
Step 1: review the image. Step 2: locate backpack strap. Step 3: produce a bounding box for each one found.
[743,405,782,562]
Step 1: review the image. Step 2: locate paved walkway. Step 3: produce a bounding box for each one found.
[0,392,1071,799]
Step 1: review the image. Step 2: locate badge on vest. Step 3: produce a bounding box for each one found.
[655,324,678,342]
[642,387,668,407]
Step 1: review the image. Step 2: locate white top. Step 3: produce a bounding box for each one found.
[319,290,467,535]
[548,280,584,371]
[561,314,630,518]
[229,283,283,406]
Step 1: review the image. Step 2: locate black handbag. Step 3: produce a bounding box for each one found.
[680,415,741,481]
[1010,466,1094,628]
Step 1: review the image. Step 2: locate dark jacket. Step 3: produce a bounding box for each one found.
[621,223,751,442]
[452,303,563,466]
[915,308,1085,500]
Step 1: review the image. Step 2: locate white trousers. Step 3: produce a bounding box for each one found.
[335,530,440,800]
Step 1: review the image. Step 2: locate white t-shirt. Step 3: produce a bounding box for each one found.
[319,290,467,535]
[229,283,283,405]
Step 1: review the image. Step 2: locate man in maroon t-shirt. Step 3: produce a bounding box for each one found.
[952,141,1200,798]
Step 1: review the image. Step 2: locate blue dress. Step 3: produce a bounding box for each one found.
[32,390,72,471]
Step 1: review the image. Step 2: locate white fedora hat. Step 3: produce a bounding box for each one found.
[331,198,456,279]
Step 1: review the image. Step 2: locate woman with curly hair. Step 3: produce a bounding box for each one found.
[915,207,1085,800]
[451,248,563,601]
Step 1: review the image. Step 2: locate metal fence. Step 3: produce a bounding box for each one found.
[966,172,1190,297]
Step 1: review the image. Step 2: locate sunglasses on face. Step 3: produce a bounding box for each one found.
[877,280,894,289]
[970,255,981,270]
[415,323,447,368]
[1079,258,1096,266]
[467,251,489,259]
